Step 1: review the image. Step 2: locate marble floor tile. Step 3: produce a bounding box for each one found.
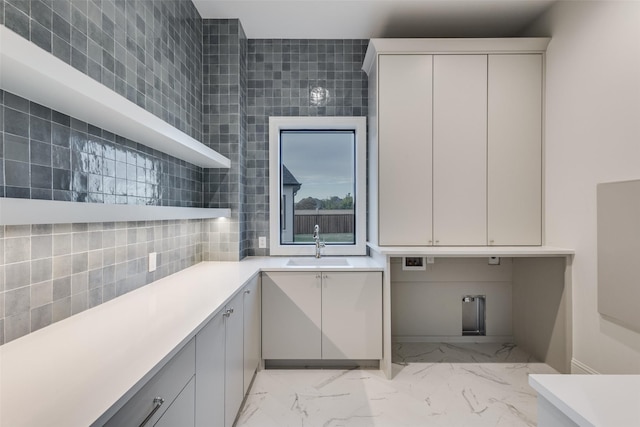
[236,343,557,427]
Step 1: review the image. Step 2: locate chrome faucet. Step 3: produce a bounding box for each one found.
[313,224,325,258]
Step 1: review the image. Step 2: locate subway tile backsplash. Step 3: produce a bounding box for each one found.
[0,219,207,344]
[1,90,204,206]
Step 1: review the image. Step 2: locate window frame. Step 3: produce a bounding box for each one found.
[269,116,367,256]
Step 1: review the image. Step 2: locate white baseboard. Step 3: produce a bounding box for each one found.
[571,358,600,375]
[393,335,515,344]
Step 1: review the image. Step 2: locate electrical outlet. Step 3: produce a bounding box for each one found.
[258,236,267,248]
[148,252,157,272]
[426,256,435,264]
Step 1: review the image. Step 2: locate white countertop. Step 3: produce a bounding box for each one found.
[368,243,575,257]
[529,374,640,426]
[0,256,383,427]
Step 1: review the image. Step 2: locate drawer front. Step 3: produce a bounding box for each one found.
[105,338,196,427]
[153,376,195,427]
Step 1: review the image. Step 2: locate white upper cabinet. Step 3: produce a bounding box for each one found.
[433,55,488,246]
[364,38,549,247]
[488,54,543,245]
[377,54,433,246]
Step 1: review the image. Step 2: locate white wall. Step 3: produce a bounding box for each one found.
[525,0,640,374]
[391,258,513,340]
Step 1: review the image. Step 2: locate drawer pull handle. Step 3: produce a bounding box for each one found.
[139,397,164,427]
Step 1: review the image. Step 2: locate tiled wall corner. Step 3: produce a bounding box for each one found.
[202,19,247,261]
[202,217,240,261]
[0,219,203,345]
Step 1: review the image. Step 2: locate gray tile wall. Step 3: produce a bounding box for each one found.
[1,90,204,205]
[0,1,210,344]
[245,39,369,255]
[0,0,203,140]
[201,19,247,260]
[0,219,203,344]
[0,4,371,341]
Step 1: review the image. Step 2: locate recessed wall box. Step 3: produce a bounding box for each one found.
[402,257,427,271]
[462,295,486,336]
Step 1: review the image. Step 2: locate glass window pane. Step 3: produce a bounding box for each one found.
[280,130,356,245]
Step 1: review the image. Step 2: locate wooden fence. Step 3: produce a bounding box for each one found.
[294,210,354,235]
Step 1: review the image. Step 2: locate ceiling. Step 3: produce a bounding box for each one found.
[191,0,556,39]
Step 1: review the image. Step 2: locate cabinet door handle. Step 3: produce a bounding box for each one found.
[323,274,328,279]
[316,274,321,279]
[244,289,251,294]
[139,397,164,427]
[223,308,233,317]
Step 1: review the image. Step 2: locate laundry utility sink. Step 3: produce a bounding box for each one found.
[286,257,352,267]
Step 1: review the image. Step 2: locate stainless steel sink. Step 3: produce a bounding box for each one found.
[286,257,351,267]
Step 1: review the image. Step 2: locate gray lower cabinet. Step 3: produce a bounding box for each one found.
[224,291,244,427]
[262,271,383,360]
[195,309,225,427]
[243,275,261,394]
[104,339,196,427]
[196,278,260,427]
[154,377,196,427]
[102,278,261,427]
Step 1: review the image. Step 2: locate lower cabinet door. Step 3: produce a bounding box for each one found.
[322,272,383,360]
[224,292,245,427]
[195,312,225,427]
[153,376,195,427]
[243,275,261,394]
[262,272,322,359]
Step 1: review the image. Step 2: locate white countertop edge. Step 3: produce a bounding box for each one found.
[529,375,594,427]
[367,243,575,257]
[0,256,384,427]
[529,374,640,427]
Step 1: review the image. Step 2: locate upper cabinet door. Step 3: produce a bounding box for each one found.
[378,54,433,246]
[433,55,488,246]
[488,54,543,245]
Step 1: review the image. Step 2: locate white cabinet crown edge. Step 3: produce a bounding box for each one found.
[362,37,551,75]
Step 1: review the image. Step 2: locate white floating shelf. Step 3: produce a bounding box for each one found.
[0,198,230,225]
[0,25,230,169]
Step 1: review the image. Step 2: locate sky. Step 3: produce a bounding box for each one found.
[281,130,355,201]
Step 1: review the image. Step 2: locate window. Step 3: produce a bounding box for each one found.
[269,117,366,256]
